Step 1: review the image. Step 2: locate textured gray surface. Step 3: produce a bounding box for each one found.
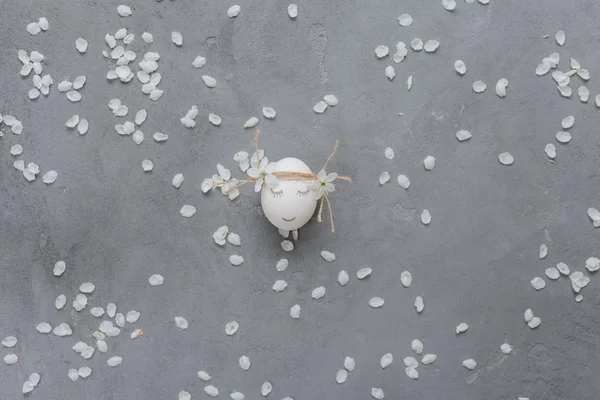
[1,0,600,399]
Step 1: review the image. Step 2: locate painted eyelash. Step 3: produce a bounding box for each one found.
[296,190,310,197]
[270,189,283,198]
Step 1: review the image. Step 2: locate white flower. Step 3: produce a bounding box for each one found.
[309,169,337,199]
[247,158,279,192]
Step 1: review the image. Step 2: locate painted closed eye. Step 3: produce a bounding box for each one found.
[270,188,283,198]
[296,189,310,197]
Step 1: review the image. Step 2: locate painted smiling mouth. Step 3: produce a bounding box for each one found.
[282,217,296,222]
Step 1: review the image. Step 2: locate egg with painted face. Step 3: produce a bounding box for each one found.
[261,157,318,231]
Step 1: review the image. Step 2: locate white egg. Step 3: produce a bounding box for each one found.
[260,158,318,231]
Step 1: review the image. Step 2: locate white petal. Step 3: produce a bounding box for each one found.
[53,323,72,336]
[79,282,95,293]
[380,353,393,368]
[531,277,546,290]
[557,85,572,98]
[142,159,154,172]
[397,174,410,189]
[524,309,534,322]
[500,343,512,355]
[36,322,52,333]
[90,307,104,317]
[410,38,423,51]
[528,316,541,329]
[375,45,389,58]
[371,388,385,399]
[244,117,259,128]
[311,286,326,299]
[290,304,301,319]
[495,78,508,97]
[230,392,244,400]
[66,91,82,102]
[275,258,289,272]
[262,107,276,119]
[73,75,86,89]
[55,294,66,309]
[456,322,468,334]
[544,143,556,160]
[142,32,153,43]
[421,209,432,225]
[414,296,424,313]
[201,178,214,194]
[320,250,336,262]
[135,109,147,126]
[27,22,41,35]
[578,86,590,103]
[456,129,472,141]
[454,60,466,75]
[462,359,477,370]
[58,80,72,92]
[411,339,424,354]
[423,40,440,52]
[383,147,395,160]
[472,80,487,93]
[171,31,183,45]
[125,310,141,323]
[68,368,79,381]
[357,267,372,280]
[272,280,288,292]
[323,94,338,106]
[539,244,548,259]
[153,132,169,142]
[442,0,457,10]
[174,316,189,329]
[561,115,574,129]
[2,336,17,348]
[398,13,413,26]
[198,370,212,381]
[313,101,328,113]
[4,353,18,365]
[225,321,239,336]
[555,30,565,46]
[107,356,123,367]
[227,5,241,17]
[545,267,560,280]
[53,261,66,276]
[205,385,219,397]
[498,152,514,165]
[148,274,164,286]
[288,4,298,18]
[229,255,244,266]
[209,113,222,126]
[423,155,436,170]
[585,257,600,272]
[405,367,419,380]
[385,65,395,80]
[344,356,355,371]
[422,354,437,364]
[281,240,294,251]
[193,56,207,68]
[577,69,590,80]
[10,144,23,156]
[202,75,217,88]
[338,270,350,286]
[369,297,385,308]
[554,131,571,144]
[239,355,251,370]
[77,119,89,135]
[149,89,164,100]
[400,271,412,287]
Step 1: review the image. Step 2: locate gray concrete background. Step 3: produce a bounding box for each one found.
[1,0,599,399]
